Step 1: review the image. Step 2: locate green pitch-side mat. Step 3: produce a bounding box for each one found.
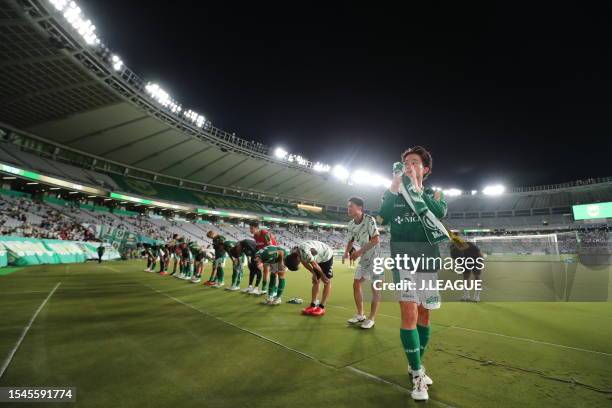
[0,261,610,408]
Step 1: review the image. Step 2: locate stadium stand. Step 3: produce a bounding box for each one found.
[4,187,610,260]
[0,0,609,260]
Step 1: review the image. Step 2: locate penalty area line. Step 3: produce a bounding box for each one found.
[142,283,455,408]
[0,282,61,379]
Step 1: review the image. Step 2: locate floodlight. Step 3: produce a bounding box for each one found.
[274,147,288,159]
[313,162,330,172]
[351,169,370,184]
[111,54,123,71]
[350,170,389,187]
[332,165,349,181]
[443,188,462,196]
[482,184,505,196]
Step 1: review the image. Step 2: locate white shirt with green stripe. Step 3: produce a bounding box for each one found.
[297,240,333,264]
[347,213,380,264]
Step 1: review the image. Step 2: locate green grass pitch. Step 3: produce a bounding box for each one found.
[0,260,611,407]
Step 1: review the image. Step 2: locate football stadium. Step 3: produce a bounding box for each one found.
[0,1,611,407]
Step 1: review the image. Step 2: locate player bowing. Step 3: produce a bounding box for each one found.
[205,231,228,287]
[229,239,263,294]
[222,240,248,291]
[253,245,289,305]
[250,221,277,295]
[285,240,334,317]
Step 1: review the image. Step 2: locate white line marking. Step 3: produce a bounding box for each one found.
[346,366,456,408]
[448,326,612,357]
[142,283,455,408]
[0,282,61,378]
[116,266,612,357]
[329,304,612,357]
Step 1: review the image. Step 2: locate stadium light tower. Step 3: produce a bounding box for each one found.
[351,170,390,188]
[443,188,462,196]
[483,184,506,196]
[274,147,288,160]
[332,165,349,181]
[111,54,123,71]
[313,162,330,172]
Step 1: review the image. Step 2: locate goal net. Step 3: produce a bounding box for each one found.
[467,233,561,261]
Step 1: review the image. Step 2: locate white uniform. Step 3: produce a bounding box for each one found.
[347,214,381,281]
[297,240,333,264]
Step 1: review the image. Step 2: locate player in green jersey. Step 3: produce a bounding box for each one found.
[222,240,247,291]
[205,231,228,287]
[378,146,448,402]
[253,245,289,305]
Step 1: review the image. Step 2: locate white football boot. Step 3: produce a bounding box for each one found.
[411,373,429,401]
[408,365,433,386]
[360,319,375,329]
[347,314,366,324]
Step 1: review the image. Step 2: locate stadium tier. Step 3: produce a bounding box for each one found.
[0,134,611,232]
[0,0,388,210]
[4,186,610,261]
[0,0,610,233]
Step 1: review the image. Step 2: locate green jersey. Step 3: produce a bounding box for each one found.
[256,245,289,264]
[212,235,226,258]
[223,240,237,253]
[378,183,447,268]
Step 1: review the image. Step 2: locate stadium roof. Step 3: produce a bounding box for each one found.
[0,0,386,208]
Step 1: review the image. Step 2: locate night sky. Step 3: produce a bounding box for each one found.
[82,1,612,190]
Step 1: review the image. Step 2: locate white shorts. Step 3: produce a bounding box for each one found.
[397,270,441,309]
[267,263,283,274]
[355,260,384,282]
[214,257,227,268]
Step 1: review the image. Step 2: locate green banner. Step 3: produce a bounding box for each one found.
[0,244,7,267]
[0,236,121,267]
[85,224,161,251]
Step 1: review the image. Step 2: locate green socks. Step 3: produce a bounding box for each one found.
[231,265,243,286]
[400,328,421,373]
[230,268,238,286]
[261,279,268,292]
[268,274,277,296]
[235,267,243,286]
[216,267,224,283]
[417,324,431,357]
[276,278,286,297]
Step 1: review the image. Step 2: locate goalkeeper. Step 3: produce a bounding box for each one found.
[378,146,449,402]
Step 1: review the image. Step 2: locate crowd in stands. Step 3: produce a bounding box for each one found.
[0,193,610,257]
[0,196,95,241]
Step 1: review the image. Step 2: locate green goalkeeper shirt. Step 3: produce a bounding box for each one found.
[378,184,448,269]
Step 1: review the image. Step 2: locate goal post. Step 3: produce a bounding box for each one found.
[467,233,561,261]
